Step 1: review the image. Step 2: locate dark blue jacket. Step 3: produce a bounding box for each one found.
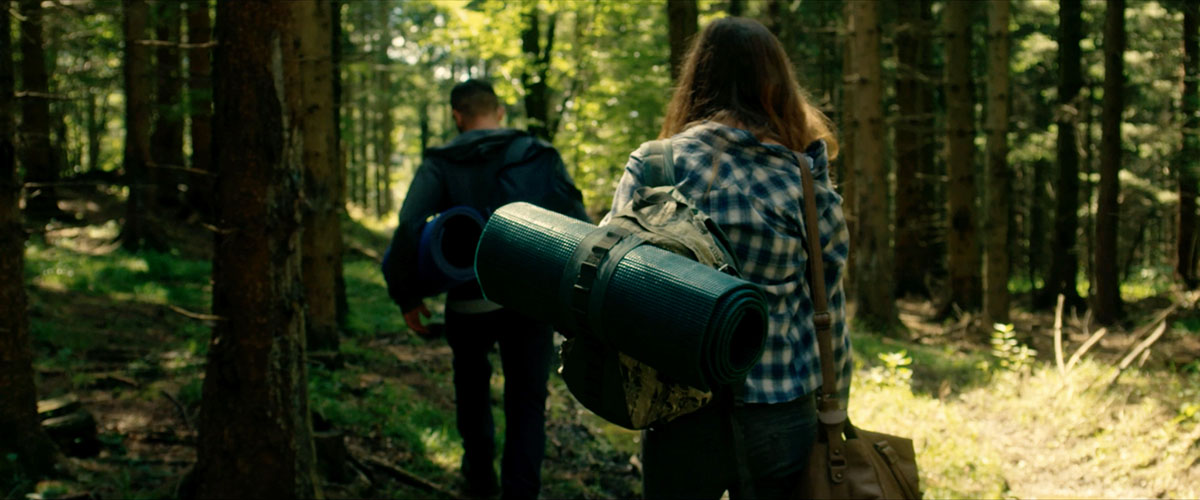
[383,128,589,311]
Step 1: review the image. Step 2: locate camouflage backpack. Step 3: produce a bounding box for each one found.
[560,138,743,429]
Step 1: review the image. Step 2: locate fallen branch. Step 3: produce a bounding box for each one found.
[1107,320,1170,388]
[1054,294,1066,376]
[167,304,225,322]
[361,456,453,496]
[1066,327,1108,371]
[161,389,195,432]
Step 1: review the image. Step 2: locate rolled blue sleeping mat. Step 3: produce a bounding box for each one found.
[414,206,485,296]
[474,202,768,391]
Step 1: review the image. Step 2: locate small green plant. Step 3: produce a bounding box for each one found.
[990,323,1036,373]
[862,350,913,390]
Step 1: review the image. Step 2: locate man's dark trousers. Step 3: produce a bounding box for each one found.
[446,307,553,499]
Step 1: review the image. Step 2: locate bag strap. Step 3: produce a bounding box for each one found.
[642,139,676,187]
[796,152,850,485]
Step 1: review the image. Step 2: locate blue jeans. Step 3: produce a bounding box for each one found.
[641,391,818,499]
[446,308,553,499]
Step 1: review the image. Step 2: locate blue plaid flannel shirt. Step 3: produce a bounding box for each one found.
[605,121,852,404]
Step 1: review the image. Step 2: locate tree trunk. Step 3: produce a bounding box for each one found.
[297,0,342,355]
[848,0,893,328]
[840,0,857,301]
[151,0,184,209]
[186,0,213,218]
[728,0,744,17]
[84,94,105,173]
[0,2,60,480]
[1094,0,1124,325]
[984,0,1011,325]
[522,6,556,141]
[1043,0,1085,309]
[1179,0,1199,289]
[667,0,698,82]
[193,2,318,497]
[331,0,347,327]
[18,0,61,221]
[944,0,981,311]
[893,0,935,298]
[121,0,166,252]
[1028,158,1050,296]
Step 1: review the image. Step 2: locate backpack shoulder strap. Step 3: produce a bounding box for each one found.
[641,139,676,187]
[502,134,536,168]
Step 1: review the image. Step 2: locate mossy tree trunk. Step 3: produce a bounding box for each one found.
[0,1,60,481]
[193,2,318,497]
[297,0,343,355]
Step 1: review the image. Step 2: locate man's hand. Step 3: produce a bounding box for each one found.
[403,302,432,335]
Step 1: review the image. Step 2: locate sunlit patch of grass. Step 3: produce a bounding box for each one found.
[420,428,464,470]
[343,259,409,337]
[853,333,1200,499]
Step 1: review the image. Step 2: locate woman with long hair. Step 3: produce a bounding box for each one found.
[606,17,851,499]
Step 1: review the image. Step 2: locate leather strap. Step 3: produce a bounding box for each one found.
[794,151,848,485]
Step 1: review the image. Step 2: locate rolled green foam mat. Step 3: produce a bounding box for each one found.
[475,202,768,391]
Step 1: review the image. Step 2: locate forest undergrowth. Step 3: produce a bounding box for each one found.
[10,195,1200,499]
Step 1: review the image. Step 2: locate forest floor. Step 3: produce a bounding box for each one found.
[9,185,1200,499]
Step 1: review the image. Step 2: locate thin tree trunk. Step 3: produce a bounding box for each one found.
[667,0,698,83]
[840,0,857,301]
[1094,0,1125,325]
[151,0,184,209]
[18,0,61,221]
[332,0,347,326]
[849,0,894,327]
[0,1,60,479]
[984,0,1011,325]
[728,0,744,17]
[193,2,318,497]
[944,0,981,311]
[1179,0,1199,289]
[121,0,165,251]
[186,0,213,218]
[522,6,556,141]
[894,0,934,298]
[1028,158,1049,295]
[1044,0,1085,309]
[297,0,342,355]
[85,94,105,172]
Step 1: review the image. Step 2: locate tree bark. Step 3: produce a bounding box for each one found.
[193,2,318,497]
[1044,0,1085,309]
[944,0,982,311]
[296,0,342,355]
[151,0,184,209]
[1179,0,1199,289]
[186,0,213,218]
[331,0,347,327]
[984,0,1011,325]
[840,0,857,301]
[522,6,556,141]
[121,0,166,252]
[848,0,894,328]
[893,0,935,298]
[18,0,61,221]
[0,1,60,480]
[1094,0,1124,325]
[667,0,698,83]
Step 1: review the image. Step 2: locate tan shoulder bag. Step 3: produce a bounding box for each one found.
[791,158,922,500]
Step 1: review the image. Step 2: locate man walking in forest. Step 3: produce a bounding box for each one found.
[382,79,588,499]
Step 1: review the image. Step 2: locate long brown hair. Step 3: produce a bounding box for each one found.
[660,17,838,160]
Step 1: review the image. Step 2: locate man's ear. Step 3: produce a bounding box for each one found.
[452,109,464,129]
[496,106,505,122]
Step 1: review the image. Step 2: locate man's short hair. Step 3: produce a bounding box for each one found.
[451,79,500,118]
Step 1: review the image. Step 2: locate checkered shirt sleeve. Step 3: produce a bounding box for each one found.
[607,122,852,404]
